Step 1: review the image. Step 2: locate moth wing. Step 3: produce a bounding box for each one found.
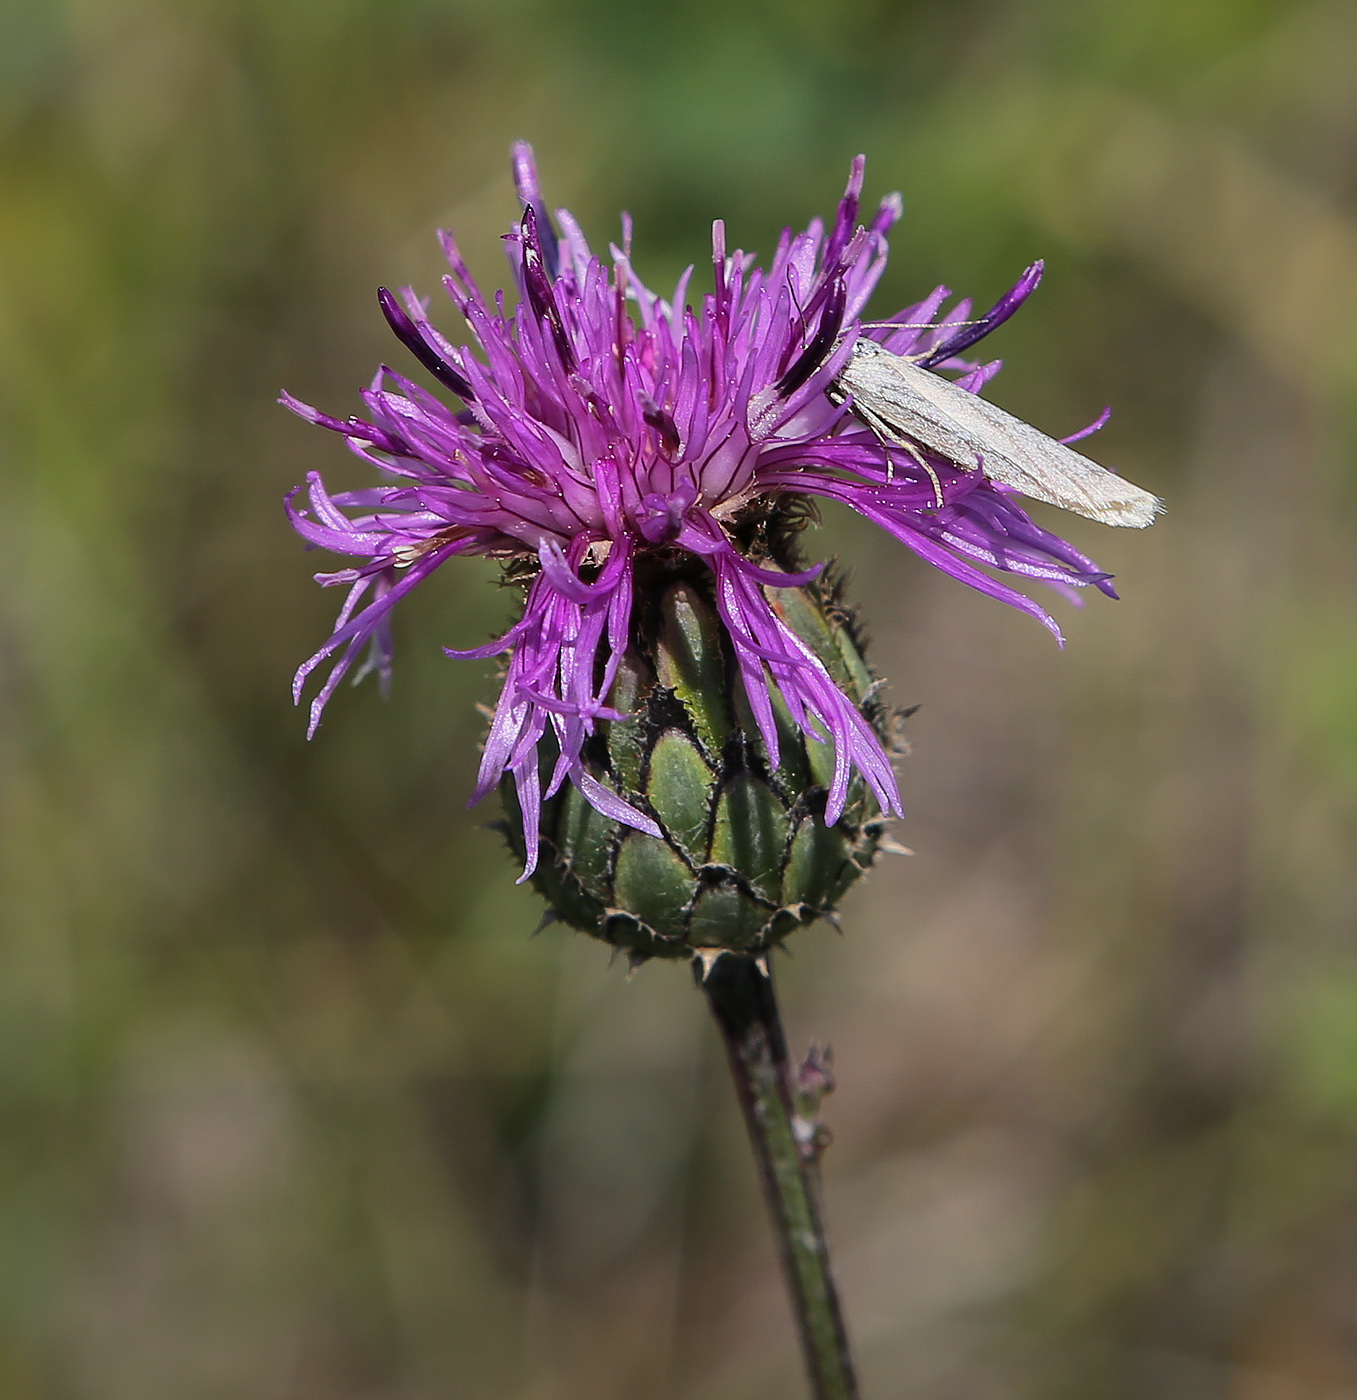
[879,359,1162,528]
[836,354,989,472]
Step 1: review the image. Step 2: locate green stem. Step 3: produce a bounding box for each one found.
[698,952,859,1400]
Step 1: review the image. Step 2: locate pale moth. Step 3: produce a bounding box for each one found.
[830,337,1163,528]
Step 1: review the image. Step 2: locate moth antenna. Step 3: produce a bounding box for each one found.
[857,317,985,331]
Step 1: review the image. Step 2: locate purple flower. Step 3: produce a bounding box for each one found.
[285,146,1113,877]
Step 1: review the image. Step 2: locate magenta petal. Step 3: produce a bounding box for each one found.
[286,147,1125,846]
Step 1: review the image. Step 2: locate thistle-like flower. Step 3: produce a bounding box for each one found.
[285,145,1115,953]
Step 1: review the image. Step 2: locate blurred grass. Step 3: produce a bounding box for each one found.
[2,0,1357,1396]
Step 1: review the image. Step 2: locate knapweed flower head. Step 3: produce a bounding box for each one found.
[285,145,1113,896]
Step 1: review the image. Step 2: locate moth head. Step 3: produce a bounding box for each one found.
[826,335,883,407]
[845,337,886,363]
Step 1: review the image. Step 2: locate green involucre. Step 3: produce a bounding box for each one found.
[501,556,897,961]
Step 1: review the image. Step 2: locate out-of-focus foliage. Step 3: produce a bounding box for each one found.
[2,1,1356,1396]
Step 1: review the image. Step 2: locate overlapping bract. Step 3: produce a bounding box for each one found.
[286,146,1113,876]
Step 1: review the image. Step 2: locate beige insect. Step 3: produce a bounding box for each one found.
[831,338,1162,528]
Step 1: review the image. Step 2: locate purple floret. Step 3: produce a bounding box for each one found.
[285,144,1114,877]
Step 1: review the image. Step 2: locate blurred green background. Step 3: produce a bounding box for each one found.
[3,1,1357,1396]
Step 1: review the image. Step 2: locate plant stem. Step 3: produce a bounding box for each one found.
[698,952,859,1400]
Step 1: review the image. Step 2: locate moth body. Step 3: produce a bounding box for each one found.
[832,339,1162,528]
